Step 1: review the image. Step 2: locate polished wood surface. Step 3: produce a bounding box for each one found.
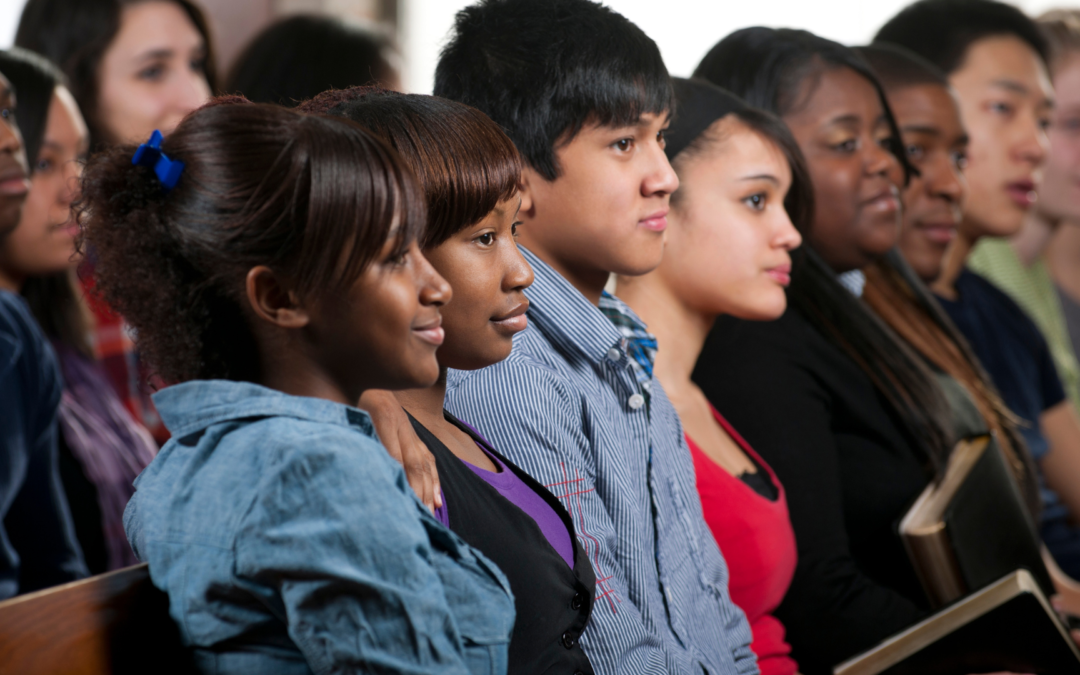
[0,563,192,674]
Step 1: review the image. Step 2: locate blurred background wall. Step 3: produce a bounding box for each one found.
[0,0,1073,95]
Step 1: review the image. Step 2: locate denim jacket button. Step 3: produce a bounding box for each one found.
[561,631,576,649]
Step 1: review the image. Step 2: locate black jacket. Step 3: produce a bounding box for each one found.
[410,411,595,675]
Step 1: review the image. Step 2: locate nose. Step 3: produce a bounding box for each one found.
[1016,115,1049,170]
[175,69,211,113]
[502,240,534,292]
[926,153,964,204]
[773,209,803,252]
[414,244,452,308]
[865,137,901,181]
[0,109,27,171]
[642,144,679,197]
[60,157,82,207]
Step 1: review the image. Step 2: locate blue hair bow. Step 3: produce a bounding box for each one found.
[132,129,184,192]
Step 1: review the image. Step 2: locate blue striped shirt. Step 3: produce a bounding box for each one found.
[446,247,757,675]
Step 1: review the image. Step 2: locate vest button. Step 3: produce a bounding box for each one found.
[570,592,585,610]
[628,393,645,410]
[561,631,576,649]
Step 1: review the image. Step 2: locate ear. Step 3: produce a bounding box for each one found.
[245,266,310,329]
[517,168,541,221]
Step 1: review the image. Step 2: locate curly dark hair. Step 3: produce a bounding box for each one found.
[77,96,424,383]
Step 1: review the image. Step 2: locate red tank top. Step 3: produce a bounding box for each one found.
[686,404,798,675]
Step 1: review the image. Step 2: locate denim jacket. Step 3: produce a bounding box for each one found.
[125,380,515,675]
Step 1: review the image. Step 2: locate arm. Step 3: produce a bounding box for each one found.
[1039,401,1080,531]
[445,362,674,674]
[234,433,496,675]
[358,389,442,513]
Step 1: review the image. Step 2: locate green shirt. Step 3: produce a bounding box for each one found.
[968,237,1080,416]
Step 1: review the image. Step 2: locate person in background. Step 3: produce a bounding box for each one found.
[1033,11,1080,393]
[15,0,217,442]
[692,27,1041,672]
[616,78,807,675]
[0,65,87,600]
[434,1,757,673]
[877,0,1080,583]
[228,15,401,106]
[84,97,515,673]
[0,48,157,575]
[300,86,596,674]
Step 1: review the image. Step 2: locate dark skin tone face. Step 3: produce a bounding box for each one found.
[422,197,532,371]
[247,234,453,406]
[783,66,905,273]
[890,83,969,283]
[395,197,534,473]
[0,74,31,239]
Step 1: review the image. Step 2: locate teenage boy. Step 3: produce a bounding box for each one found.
[433,1,757,673]
[0,69,86,599]
[877,0,1080,583]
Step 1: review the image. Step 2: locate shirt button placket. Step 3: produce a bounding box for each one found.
[628,393,645,410]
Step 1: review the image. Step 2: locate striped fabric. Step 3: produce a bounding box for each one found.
[445,247,757,675]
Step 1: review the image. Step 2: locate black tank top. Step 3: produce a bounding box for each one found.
[409,411,595,675]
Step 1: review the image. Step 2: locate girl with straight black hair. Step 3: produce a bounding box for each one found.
[692,27,1040,673]
[80,98,515,673]
[0,47,156,576]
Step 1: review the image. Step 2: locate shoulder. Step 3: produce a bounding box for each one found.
[960,271,1046,341]
[448,341,578,407]
[0,291,61,427]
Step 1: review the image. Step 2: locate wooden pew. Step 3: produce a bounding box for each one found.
[0,563,192,674]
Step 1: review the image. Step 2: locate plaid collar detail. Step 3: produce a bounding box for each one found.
[599,291,657,390]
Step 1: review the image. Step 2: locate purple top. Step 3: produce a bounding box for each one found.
[433,426,573,568]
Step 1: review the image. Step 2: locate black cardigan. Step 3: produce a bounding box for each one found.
[410,411,595,675]
[693,309,931,674]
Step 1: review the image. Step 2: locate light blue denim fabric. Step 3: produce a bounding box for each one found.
[125,380,515,675]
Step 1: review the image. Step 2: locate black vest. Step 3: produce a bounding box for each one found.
[409,412,595,675]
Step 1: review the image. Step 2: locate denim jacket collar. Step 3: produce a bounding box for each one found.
[520,246,626,365]
[152,380,376,440]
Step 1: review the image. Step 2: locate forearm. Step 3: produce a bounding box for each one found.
[1040,402,1080,520]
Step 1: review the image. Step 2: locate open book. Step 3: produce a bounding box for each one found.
[834,569,1080,674]
[899,434,1052,608]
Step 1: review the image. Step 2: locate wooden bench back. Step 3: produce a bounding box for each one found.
[0,563,192,674]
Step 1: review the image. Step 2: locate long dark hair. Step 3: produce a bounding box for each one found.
[695,27,953,475]
[15,0,217,150]
[0,48,94,359]
[77,98,424,383]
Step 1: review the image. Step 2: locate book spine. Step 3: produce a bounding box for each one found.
[902,525,966,608]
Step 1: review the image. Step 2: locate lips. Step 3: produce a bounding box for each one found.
[639,209,668,232]
[0,162,30,197]
[412,316,445,346]
[862,185,901,213]
[491,300,529,334]
[765,263,792,287]
[917,220,957,244]
[1006,180,1037,209]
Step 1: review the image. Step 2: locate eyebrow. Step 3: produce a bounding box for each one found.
[901,124,942,137]
[135,49,175,62]
[827,113,861,127]
[740,174,780,185]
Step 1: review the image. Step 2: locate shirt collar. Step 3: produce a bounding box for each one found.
[599,291,658,385]
[837,269,866,297]
[152,380,376,440]
[520,246,626,364]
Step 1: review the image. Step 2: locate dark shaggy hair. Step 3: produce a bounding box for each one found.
[433,0,671,181]
[857,43,951,92]
[875,0,1049,74]
[15,0,217,150]
[77,97,424,383]
[0,47,66,164]
[299,87,521,248]
[693,27,954,475]
[226,15,398,107]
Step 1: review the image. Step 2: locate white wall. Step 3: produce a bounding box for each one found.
[399,0,1078,94]
[1,0,1076,94]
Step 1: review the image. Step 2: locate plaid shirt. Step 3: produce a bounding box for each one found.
[446,247,757,675]
[79,262,167,443]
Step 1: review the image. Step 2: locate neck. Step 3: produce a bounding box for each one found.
[1047,222,1080,301]
[0,267,23,293]
[1011,210,1057,267]
[616,272,713,400]
[931,225,976,300]
[257,331,358,405]
[393,368,448,426]
[517,233,609,306]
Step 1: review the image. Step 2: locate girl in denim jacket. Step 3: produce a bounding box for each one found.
[77,97,515,674]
